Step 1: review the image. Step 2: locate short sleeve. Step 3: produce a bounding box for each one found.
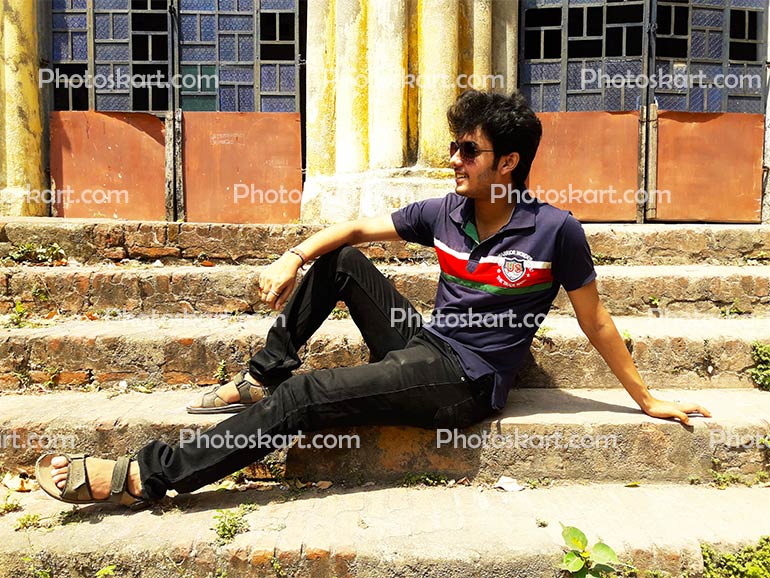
[390,197,445,247]
[552,215,597,292]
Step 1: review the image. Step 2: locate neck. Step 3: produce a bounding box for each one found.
[473,193,516,241]
[474,195,516,228]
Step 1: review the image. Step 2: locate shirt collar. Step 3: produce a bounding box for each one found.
[449,190,538,234]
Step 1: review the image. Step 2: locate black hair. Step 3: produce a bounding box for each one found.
[447,90,542,190]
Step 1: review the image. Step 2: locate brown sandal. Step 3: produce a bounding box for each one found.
[35,453,144,508]
[186,370,270,414]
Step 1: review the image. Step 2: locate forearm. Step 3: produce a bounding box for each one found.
[580,311,656,411]
[291,221,359,263]
[288,217,398,266]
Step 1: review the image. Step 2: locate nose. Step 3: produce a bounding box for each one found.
[450,148,463,169]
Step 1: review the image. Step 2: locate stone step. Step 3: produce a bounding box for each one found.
[0,316,767,392]
[1,483,768,578]
[3,263,770,318]
[1,388,767,485]
[2,217,770,266]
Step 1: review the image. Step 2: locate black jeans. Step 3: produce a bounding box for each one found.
[136,246,494,500]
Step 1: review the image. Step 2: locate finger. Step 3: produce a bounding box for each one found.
[265,288,281,309]
[275,282,294,310]
[680,403,711,417]
[673,410,690,426]
[691,404,712,418]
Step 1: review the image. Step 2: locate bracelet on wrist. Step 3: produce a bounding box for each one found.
[287,247,307,267]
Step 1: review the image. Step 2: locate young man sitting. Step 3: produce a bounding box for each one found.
[37,90,710,506]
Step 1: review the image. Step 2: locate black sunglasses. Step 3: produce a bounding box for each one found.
[450,140,495,160]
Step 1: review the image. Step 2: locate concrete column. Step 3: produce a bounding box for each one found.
[418,0,459,167]
[0,7,6,196]
[0,0,46,216]
[305,0,336,177]
[367,0,407,169]
[473,0,493,89]
[763,9,770,223]
[334,0,368,173]
[492,0,518,94]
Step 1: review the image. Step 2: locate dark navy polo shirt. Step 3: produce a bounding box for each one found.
[391,191,596,410]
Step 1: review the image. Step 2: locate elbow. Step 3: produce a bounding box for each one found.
[577,307,613,339]
[340,221,364,246]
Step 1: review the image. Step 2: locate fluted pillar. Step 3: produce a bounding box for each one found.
[306,0,336,177]
[367,0,407,169]
[417,0,459,167]
[335,0,368,173]
[0,0,46,216]
[473,0,493,88]
[492,0,518,94]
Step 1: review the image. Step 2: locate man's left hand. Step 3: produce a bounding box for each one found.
[641,398,712,426]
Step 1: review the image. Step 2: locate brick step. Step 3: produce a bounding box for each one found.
[3,217,770,266]
[1,483,769,578]
[2,263,770,317]
[0,316,767,392]
[1,388,767,485]
[6,484,770,578]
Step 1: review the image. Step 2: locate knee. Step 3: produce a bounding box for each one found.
[335,245,369,274]
[313,245,368,276]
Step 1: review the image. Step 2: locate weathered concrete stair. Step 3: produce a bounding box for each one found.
[2,217,770,265]
[1,483,769,578]
[1,388,767,484]
[3,263,770,317]
[1,316,767,391]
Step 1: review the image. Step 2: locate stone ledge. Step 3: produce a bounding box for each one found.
[1,263,769,318]
[2,218,770,265]
[0,316,766,391]
[1,483,769,577]
[0,388,768,484]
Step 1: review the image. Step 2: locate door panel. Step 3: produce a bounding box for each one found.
[182,112,302,224]
[654,111,764,222]
[528,111,641,221]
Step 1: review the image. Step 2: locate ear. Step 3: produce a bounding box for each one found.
[498,152,520,176]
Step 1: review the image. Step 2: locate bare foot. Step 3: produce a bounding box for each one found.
[187,371,265,409]
[50,456,143,501]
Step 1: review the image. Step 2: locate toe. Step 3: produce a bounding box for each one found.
[52,469,68,489]
[51,455,68,468]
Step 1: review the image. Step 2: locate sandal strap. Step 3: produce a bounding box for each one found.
[62,453,92,502]
[235,376,269,404]
[200,388,229,408]
[108,455,131,504]
[196,370,270,409]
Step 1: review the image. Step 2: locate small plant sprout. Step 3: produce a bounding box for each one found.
[215,360,228,384]
[95,565,117,577]
[559,523,623,577]
[747,342,770,391]
[213,504,255,545]
[0,493,22,515]
[14,513,42,531]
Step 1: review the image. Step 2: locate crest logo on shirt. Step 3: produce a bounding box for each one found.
[501,258,525,283]
[497,249,533,286]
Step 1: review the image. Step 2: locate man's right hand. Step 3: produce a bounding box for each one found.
[258,252,302,310]
[256,215,402,311]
